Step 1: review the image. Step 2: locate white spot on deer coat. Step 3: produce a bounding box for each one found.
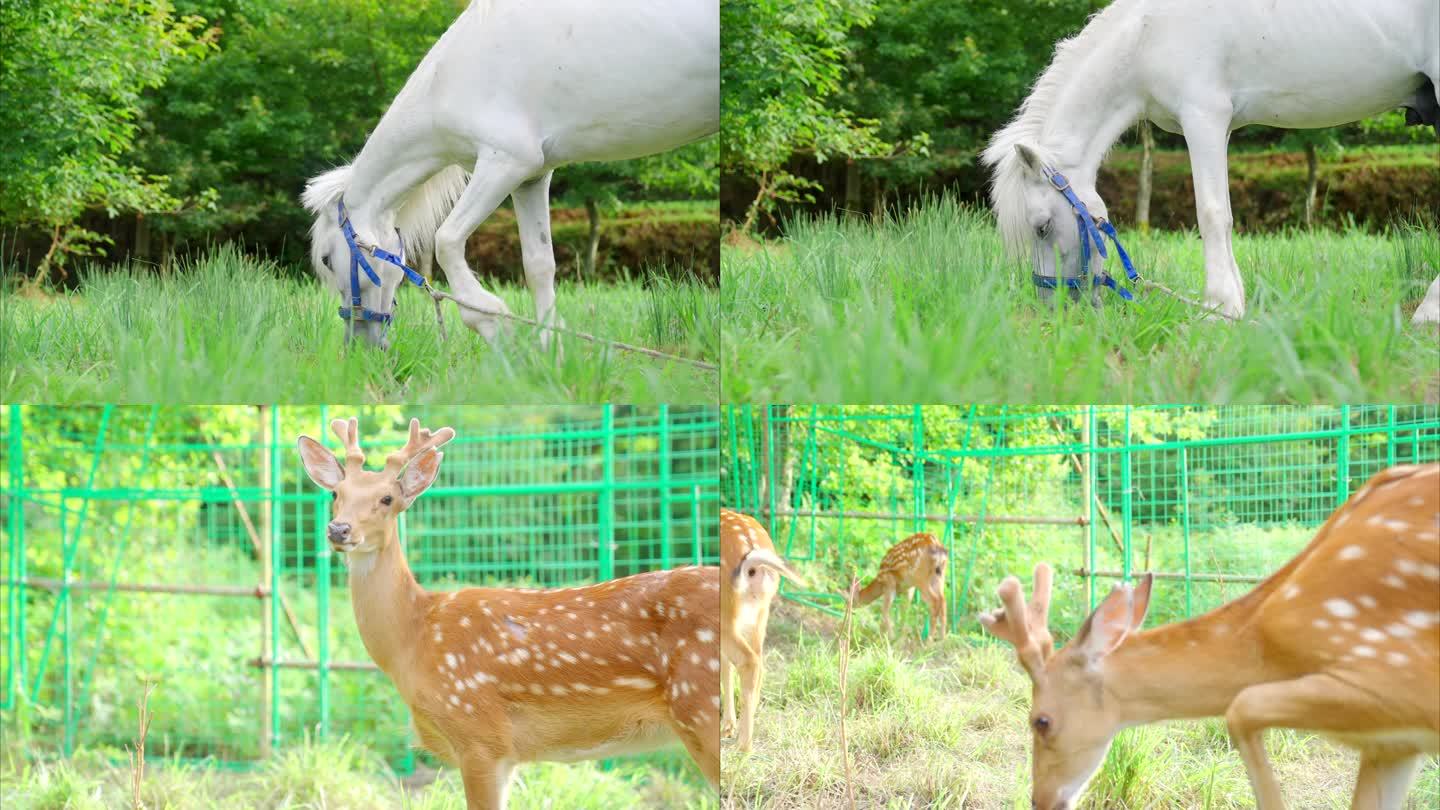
[1359,628,1387,643]
[1352,645,1377,658]
[1324,599,1357,618]
[1386,652,1410,666]
[613,676,656,690]
[1337,545,1366,561]
[696,628,715,643]
[1357,595,1377,609]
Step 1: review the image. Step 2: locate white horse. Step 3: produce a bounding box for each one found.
[983,0,1439,321]
[302,0,718,348]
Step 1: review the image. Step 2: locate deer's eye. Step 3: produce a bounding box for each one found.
[330,491,337,502]
[1033,714,1052,735]
[747,568,756,578]
[380,495,394,506]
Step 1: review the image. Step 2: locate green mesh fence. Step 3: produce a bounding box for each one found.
[722,405,1440,638]
[1,404,720,772]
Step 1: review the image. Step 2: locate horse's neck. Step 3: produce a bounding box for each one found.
[345,133,450,236]
[1036,23,1146,184]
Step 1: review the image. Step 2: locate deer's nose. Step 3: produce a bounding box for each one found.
[327,521,352,543]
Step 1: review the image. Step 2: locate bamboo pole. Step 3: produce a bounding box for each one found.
[764,507,1085,527]
[208,443,312,659]
[1052,417,1125,555]
[2,578,266,597]
[1075,567,1264,585]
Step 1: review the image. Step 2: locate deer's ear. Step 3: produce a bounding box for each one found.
[1074,582,1139,662]
[399,449,444,507]
[297,436,344,490]
[1130,573,1154,629]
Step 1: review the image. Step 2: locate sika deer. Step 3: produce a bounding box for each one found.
[297,418,719,809]
[980,464,1440,810]
[720,509,806,752]
[854,533,949,639]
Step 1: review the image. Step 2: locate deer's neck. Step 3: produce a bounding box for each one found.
[1104,595,1273,726]
[347,526,430,676]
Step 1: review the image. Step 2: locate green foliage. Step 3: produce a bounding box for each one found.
[555,141,719,209]
[720,0,890,229]
[0,0,214,270]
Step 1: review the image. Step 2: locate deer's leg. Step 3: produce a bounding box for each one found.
[1226,672,1418,810]
[1180,103,1245,320]
[720,655,736,738]
[1351,753,1422,810]
[736,615,768,752]
[880,588,895,636]
[510,170,565,352]
[458,750,516,810]
[923,584,946,640]
[666,631,721,786]
[434,151,541,344]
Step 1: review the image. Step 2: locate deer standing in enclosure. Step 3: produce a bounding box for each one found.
[979,463,1440,810]
[854,533,949,639]
[720,509,807,752]
[296,418,720,809]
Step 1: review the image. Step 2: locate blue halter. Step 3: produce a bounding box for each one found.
[336,200,428,328]
[1036,167,1141,301]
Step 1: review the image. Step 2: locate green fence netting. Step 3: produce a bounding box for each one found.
[1,404,720,772]
[721,405,1440,638]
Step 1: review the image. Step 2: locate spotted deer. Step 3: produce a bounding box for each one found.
[296,418,720,809]
[854,533,949,639]
[979,464,1440,810]
[720,509,806,752]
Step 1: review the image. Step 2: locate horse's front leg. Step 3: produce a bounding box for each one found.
[434,151,540,344]
[1180,107,1246,320]
[511,170,565,355]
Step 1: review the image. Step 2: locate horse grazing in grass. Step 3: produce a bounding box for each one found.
[303,0,718,349]
[983,0,1439,322]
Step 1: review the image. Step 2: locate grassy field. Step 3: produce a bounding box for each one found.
[721,199,1440,402]
[0,738,713,810]
[721,602,1440,809]
[1,247,718,403]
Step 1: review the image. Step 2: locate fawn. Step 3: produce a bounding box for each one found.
[297,417,719,809]
[855,533,948,639]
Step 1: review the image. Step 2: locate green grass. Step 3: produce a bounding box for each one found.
[0,246,718,403]
[721,199,1440,402]
[721,605,1440,809]
[0,738,714,810]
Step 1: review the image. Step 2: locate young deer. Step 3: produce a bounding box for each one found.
[854,533,949,639]
[980,464,1440,810]
[297,418,719,809]
[720,509,806,752]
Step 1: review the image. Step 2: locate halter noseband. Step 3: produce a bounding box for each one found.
[336,200,428,334]
[1037,166,1141,301]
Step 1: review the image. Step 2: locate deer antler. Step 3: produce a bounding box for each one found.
[384,418,456,474]
[977,562,1055,678]
[330,417,365,473]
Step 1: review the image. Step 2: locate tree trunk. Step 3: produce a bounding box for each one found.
[1304,142,1319,227]
[844,159,862,217]
[583,197,600,280]
[1136,120,1154,234]
[871,178,886,223]
[134,213,151,263]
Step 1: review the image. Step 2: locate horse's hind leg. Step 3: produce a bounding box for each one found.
[1181,105,1246,320]
[511,171,565,354]
[434,152,540,343]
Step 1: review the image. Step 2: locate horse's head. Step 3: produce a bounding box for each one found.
[986,141,1110,303]
[302,168,407,349]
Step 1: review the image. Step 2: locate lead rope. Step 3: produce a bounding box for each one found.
[421,283,718,373]
[1135,278,1240,321]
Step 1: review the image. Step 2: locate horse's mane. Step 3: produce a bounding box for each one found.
[982,4,1126,256]
[301,163,470,257]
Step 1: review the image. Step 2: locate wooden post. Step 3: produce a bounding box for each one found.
[258,406,272,759]
[1136,120,1154,234]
